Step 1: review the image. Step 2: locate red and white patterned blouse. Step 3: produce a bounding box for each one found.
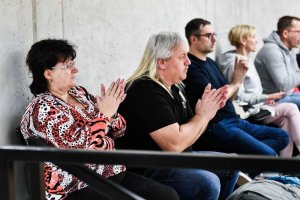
[20,86,126,200]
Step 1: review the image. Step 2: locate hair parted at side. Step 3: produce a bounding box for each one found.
[228,24,256,48]
[185,18,211,44]
[277,15,300,35]
[26,39,76,95]
[126,32,184,90]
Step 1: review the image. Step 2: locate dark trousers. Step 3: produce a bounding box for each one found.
[67,171,179,200]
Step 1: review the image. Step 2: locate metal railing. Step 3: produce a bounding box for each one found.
[1,145,300,199]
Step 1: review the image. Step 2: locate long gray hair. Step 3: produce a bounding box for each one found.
[126,32,185,90]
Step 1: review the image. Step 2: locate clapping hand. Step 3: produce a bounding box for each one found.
[95,78,127,119]
[194,83,228,121]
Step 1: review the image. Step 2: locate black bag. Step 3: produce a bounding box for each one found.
[248,109,271,121]
[241,104,271,122]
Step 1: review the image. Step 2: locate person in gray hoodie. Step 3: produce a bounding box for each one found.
[254,16,300,108]
[217,24,300,157]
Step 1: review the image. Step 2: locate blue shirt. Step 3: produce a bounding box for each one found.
[184,53,238,125]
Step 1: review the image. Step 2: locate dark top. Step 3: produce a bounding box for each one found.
[116,77,193,152]
[184,53,238,125]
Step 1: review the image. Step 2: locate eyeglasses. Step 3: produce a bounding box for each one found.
[194,32,217,39]
[288,30,300,34]
[51,61,76,70]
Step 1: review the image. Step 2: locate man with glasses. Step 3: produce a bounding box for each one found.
[255,16,300,109]
[183,18,288,157]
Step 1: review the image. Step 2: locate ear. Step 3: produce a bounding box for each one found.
[44,69,52,81]
[190,35,198,44]
[282,29,289,39]
[240,37,247,47]
[157,58,166,70]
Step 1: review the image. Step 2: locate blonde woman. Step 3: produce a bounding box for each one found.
[217,24,300,157]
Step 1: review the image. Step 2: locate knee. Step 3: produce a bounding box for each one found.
[231,170,240,182]
[157,186,180,200]
[278,103,299,116]
[196,172,221,199]
[285,103,299,116]
[273,129,289,153]
[176,170,221,200]
[144,181,180,200]
[281,130,290,146]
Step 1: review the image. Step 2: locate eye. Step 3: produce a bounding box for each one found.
[66,62,75,69]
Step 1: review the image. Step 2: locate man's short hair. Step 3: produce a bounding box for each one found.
[277,15,300,35]
[185,18,211,44]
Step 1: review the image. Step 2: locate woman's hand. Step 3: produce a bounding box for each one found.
[194,84,228,121]
[231,56,249,85]
[266,92,285,101]
[95,78,127,119]
[265,99,276,105]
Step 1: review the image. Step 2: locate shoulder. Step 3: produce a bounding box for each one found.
[29,94,59,115]
[256,46,285,67]
[127,78,166,96]
[32,93,55,105]
[206,57,219,67]
[257,43,282,57]
[188,54,203,66]
[122,79,172,111]
[21,93,56,127]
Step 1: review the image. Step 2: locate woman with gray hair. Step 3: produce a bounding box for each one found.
[116,32,239,200]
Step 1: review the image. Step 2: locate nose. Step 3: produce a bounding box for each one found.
[186,57,191,65]
[71,66,78,73]
[211,35,216,42]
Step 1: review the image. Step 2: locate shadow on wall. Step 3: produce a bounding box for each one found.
[4,51,32,199]
[4,51,31,145]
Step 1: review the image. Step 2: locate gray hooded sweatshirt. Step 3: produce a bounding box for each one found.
[254,31,300,94]
[217,50,268,105]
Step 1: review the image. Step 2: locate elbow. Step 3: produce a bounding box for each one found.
[161,143,185,153]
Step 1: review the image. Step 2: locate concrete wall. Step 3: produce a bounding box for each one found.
[2,0,300,198]
[1,0,300,145]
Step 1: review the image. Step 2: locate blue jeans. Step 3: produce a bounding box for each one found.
[210,118,289,155]
[143,152,239,200]
[277,93,300,109]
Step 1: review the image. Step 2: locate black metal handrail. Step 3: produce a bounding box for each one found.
[1,145,300,200]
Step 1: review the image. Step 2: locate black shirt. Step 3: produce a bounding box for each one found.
[116,78,193,152]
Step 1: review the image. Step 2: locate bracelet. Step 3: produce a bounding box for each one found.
[112,113,118,119]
